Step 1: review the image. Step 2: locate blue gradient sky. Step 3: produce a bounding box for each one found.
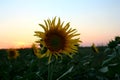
[0,0,120,48]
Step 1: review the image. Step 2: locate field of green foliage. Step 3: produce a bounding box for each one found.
[0,36,120,80]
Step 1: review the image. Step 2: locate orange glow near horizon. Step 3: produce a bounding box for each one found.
[0,41,32,49]
[13,41,31,49]
[0,38,107,49]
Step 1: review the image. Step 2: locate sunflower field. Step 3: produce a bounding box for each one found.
[0,42,120,80]
[0,17,120,80]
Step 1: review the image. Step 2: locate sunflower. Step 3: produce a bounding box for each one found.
[32,43,46,58]
[34,17,81,63]
[91,43,99,53]
[7,49,19,59]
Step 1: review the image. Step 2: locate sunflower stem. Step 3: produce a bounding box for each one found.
[48,61,54,80]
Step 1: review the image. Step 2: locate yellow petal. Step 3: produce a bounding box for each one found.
[47,19,52,26]
[67,28,76,34]
[56,18,61,27]
[35,40,46,46]
[63,22,70,30]
[60,22,64,28]
[67,54,73,58]
[68,33,80,38]
[52,17,56,27]
[44,20,49,31]
[40,53,47,58]
[39,24,48,31]
[54,53,58,59]
[45,49,50,57]
[34,31,45,38]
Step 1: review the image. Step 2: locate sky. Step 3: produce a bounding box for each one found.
[0,0,120,49]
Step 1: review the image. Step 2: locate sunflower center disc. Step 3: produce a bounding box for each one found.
[45,33,66,51]
[9,51,16,57]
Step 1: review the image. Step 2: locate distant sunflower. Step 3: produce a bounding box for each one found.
[34,17,81,63]
[7,49,19,59]
[91,43,99,53]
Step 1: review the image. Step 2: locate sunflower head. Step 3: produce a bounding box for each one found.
[7,49,19,59]
[34,17,81,63]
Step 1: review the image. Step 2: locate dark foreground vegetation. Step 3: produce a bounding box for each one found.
[0,45,120,80]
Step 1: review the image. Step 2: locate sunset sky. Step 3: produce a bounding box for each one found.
[0,0,120,49]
